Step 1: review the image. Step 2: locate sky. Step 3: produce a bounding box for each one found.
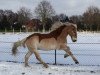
[0,0,100,16]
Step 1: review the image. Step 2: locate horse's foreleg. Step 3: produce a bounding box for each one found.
[33,50,49,68]
[64,46,70,58]
[25,51,32,67]
[64,46,79,64]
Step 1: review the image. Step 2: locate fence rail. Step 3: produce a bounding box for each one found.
[0,40,100,44]
[0,40,100,66]
[0,51,100,56]
[0,41,100,56]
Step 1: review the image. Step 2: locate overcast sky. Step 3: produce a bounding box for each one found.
[0,0,100,16]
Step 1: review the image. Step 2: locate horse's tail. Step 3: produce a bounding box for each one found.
[12,38,26,56]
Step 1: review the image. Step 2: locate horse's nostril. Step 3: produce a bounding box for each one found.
[73,40,76,42]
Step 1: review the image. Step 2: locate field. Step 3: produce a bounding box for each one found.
[0,32,100,75]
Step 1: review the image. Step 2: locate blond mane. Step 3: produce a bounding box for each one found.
[51,22,77,31]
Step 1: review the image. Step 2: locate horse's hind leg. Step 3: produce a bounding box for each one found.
[64,46,79,64]
[25,51,32,67]
[33,50,49,68]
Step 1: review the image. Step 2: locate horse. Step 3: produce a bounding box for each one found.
[24,19,42,31]
[12,22,79,68]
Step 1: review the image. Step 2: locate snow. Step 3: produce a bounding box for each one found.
[0,32,100,75]
[0,62,100,75]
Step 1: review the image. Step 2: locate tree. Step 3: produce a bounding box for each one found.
[0,10,14,30]
[59,14,69,22]
[52,15,60,23]
[17,7,32,26]
[1,15,10,30]
[4,10,16,28]
[0,10,4,21]
[34,0,55,30]
[70,15,84,31]
[83,6,100,31]
[0,8,32,31]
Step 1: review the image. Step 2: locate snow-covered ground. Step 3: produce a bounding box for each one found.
[0,62,100,75]
[0,32,100,75]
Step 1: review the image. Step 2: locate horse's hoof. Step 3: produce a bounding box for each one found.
[75,61,79,64]
[45,65,49,68]
[64,54,69,58]
[44,64,49,68]
[25,64,30,67]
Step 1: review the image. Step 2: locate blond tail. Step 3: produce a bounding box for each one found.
[12,38,26,56]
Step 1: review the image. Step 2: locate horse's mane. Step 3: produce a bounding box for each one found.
[50,25,66,39]
[51,22,63,31]
[51,21,77,31]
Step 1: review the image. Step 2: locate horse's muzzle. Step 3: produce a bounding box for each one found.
[73,39,77,42]
[72,37,77,42]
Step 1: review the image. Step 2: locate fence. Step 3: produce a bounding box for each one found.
[0,32,100,66]
[0,42,100,65]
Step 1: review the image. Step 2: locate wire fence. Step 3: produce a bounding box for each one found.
[0,40,100,66]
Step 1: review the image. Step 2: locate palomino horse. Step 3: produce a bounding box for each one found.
[12,22,79,68]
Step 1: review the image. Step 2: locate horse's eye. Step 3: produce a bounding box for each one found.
[72,30,75,34]
[73,28,75,30]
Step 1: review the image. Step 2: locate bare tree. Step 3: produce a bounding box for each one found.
[0,10,4,21]
[17,7,32,25]
[34,0,55,27]
[4,10,15,27]
[83,6,100,31]
[70,15,84,31]
[0,10,15,30]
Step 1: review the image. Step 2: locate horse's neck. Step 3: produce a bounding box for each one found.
[50,26,66,39]
[57,30,68,42]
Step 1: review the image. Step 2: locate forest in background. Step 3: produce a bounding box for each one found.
[0,0,100,32]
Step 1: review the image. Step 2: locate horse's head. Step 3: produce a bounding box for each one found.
[64,23,77,42]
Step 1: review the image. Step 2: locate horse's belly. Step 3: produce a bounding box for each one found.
[38,38,57,50]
